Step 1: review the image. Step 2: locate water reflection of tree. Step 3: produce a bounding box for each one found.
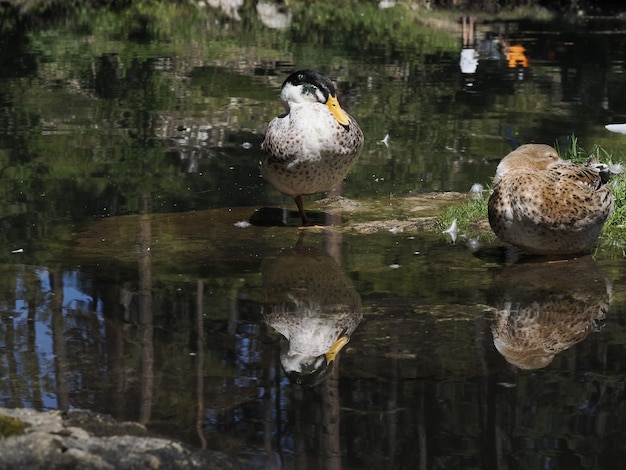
[49,269,70,412]
[137,195,154,425]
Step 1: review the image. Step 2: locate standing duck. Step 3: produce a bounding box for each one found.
[261,70,363,226]
[488,144,614,255]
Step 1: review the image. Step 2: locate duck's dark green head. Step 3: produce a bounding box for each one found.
[280,69,351,126]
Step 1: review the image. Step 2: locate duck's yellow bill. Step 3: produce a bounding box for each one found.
[326,96,351,126]
[325,335,350,363]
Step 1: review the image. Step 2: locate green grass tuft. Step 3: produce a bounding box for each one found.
[436,191,489,233]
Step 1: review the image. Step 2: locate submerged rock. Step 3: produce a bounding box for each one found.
[0,408,237,470]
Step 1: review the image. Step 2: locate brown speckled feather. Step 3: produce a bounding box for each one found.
[488,144,613,255]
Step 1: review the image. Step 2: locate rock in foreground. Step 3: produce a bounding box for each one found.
[0,408,237,470]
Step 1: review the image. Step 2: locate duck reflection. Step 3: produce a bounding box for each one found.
[487,256,609,370]
[258,242,362,386]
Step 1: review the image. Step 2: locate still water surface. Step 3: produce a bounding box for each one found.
[1,3,626,468]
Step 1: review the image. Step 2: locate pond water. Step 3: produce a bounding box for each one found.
[1,2,626,468]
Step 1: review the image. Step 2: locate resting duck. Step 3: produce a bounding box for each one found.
[488,143,614,255]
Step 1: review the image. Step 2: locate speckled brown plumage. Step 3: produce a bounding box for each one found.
[488,143,614,255]
[261,70,363,225]
[487,257,609,370]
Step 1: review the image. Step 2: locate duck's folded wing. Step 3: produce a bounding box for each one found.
[506,170,612,228]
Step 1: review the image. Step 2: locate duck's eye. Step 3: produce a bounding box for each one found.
[301,83,327,103]
[302,83,316,95]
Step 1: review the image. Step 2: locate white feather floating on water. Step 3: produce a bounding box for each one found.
[466,238,482,252]
[470,183,484,193]
[380,133,390,147]
[605,124,626,134]
[443,219,458,243]
[469,183,486,199]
